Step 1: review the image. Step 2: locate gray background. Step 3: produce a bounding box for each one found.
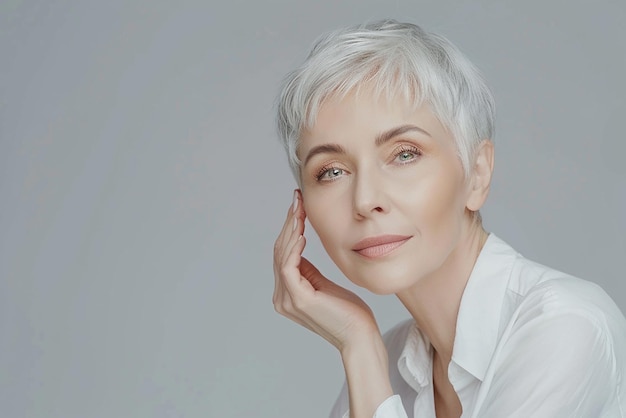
[1,1,624,417]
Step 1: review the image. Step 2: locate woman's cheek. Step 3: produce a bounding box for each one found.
[302,195,325,234]
[305,196,345,249]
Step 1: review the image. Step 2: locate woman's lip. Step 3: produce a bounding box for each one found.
[352,235,412,258]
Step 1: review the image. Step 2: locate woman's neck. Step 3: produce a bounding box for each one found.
[395,223,488,365]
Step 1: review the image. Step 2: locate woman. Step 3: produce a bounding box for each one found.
[272,20,626,418]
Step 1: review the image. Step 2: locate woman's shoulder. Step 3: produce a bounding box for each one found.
[482,273,626,415]
[505,258,626,369]
[510,257,625,328]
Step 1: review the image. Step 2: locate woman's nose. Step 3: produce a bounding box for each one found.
[352,169,390,219]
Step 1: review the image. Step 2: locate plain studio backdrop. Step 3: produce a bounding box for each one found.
[1,1,624,417]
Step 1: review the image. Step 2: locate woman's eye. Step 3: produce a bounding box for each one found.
[317,167,344,181]
[394,148,420,163]
[398,151,415,161]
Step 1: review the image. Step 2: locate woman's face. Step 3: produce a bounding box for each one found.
[298,87,476,295]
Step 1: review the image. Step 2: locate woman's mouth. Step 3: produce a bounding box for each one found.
[352,235,412,259]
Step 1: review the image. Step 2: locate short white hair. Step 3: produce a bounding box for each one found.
[276,19,495,184]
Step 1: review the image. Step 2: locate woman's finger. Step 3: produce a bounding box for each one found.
[278,198,306,266]
[281,235,313,297]
[299,256,328,290]
[280,223,309,294]
[274,203,304,290]
[274,190,309,305]
[274,190,299,253]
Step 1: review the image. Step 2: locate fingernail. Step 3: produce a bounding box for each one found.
[292,190,299,213]
[293,217,298,231]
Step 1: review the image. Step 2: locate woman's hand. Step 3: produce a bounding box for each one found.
[273,190,395,417]
[272,189,380,352]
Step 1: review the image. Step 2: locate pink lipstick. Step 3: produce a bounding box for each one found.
[352,235,412,258]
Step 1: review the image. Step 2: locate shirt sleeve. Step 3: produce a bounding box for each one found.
[476,310,620,418]
[330,394,408,418]
[373,395,409,418]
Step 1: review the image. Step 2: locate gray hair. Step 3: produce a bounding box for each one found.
[275,19,495,184]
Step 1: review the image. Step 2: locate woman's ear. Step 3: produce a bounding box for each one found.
[466,139,494,212]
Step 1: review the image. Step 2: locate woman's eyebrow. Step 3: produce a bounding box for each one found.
[375,124,431,146]
[303,144,346,166]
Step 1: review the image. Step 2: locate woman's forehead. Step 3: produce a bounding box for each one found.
[304,88,444,141]
[306,82,424,127]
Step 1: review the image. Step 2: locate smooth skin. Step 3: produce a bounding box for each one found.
[273,86,494,418]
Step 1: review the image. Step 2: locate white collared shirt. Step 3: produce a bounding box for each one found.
[329,234,626,418]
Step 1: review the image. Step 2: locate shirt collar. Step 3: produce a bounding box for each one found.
[397,233,519,390]
[451,233,518,380]
[398,324,432,392]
